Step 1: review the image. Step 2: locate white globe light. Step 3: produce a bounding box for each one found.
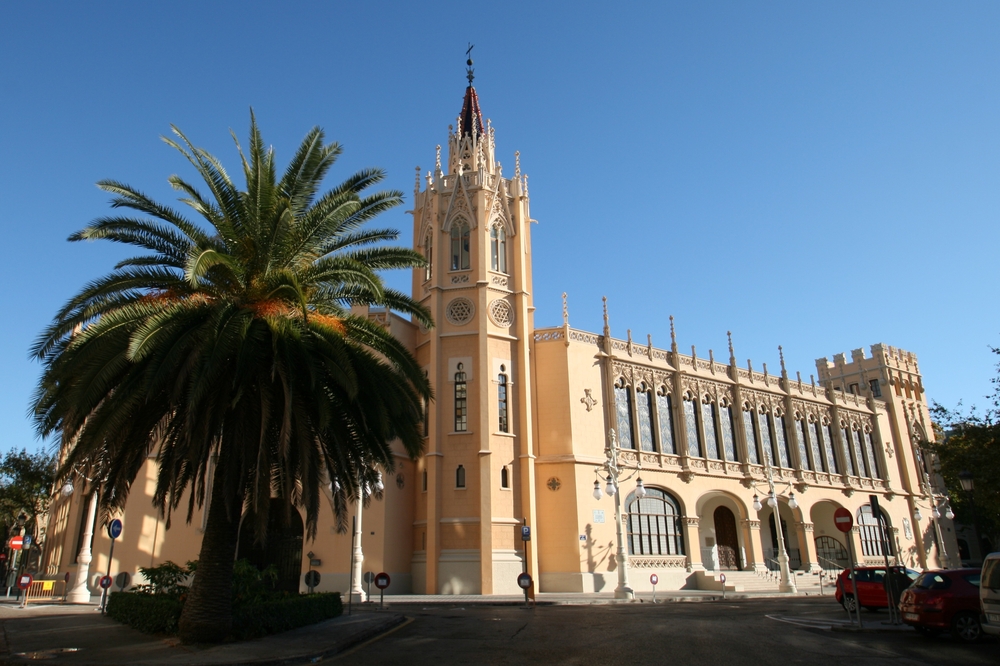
[605,477,616,497]
[61,482,74,497]
[932,506,941,519]
[788,493,798,510]
[375,472,384,492]
[945,508,955,521]
[592,480,603,501]
[913,508,922,522]
[635,478,646,500]
[767,494,777,508]
[752,495,762,511]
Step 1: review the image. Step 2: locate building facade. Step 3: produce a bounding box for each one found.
[41,76,958,598]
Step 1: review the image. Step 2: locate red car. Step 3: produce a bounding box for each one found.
[835,566,919,612]
[899,568,983,642]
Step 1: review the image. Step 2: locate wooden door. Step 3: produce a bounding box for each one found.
[714,506,741,570]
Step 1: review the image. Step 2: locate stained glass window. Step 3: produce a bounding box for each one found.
[796,419,810,470]
[450,221,470,270]
[636,387,654,452]
[759,412,773,465]
[775,415,790,468]
[853,428,868,477]
[614,385,634,449]
[656,392,676,454]
[743,409,759,464]
[490,225,507,273]
[824,424,839,474]
[684,398,701,457]
[702,400,719,460]
[865,431,881,478]
[841,428,855,476]
[808,421,825,473]
[721,405,737,462]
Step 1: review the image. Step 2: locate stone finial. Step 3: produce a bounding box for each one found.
[435,145,442,173]
[414,166,421,195]
[523,174,529,197]
[709,348,715,366]
[727,331,736,365]
[670,316,677,353]
[810,374,816,387]
[562,292,569,326]
[647,334,653,361]
[797,371,802,387]
[602,296,610,336]
[762,362,769,378]
[515,151,521,179]
[778,345,788,378]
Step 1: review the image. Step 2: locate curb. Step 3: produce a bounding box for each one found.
[382,592,813,608]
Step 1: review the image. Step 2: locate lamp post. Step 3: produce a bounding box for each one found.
[64,479,100,604]
[591,429,637,600]
[349,471,383,604]
[912,447,953,569]
[751,449,797,594]
[958,471,984,563]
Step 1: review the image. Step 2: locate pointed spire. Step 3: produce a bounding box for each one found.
[669,315,677,354]
[562,292,569,326]
[414,166,421,197]
[459,46,485,139]
[515,151,521,179]
[779,345,788,379]
[435,145,442,174]
[727,331,736,366]
[602,296,610,337]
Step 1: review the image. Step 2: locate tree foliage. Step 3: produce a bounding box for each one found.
[0,448,55,540]
[930,346,1000,551]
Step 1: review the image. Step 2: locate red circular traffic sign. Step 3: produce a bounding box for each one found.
[374,572,391,590]
[99,575,113,590]
[720,573,727,584]
[833,507,854,533]
[517,572,532,590]
[17,573,33,590]
[650,573,659,585]
[8,535,23,551]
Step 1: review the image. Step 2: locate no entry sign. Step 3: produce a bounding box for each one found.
[17,573,33,590]
[374,572,391,590]
[650,573,659,585]
[834,507,854,533]
[8,535,23,551]
[517,572,532,589]
[99,575,113,589]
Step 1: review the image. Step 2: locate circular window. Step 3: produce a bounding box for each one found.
[446,297,475,325]
[489,299,514,327]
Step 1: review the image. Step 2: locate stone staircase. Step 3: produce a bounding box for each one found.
[695,569,838,594]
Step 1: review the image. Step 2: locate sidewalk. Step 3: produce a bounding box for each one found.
[379,588,829,607]
[0,602,404,665]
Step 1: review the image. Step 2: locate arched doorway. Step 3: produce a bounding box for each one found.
[237,499,304,594]
[814,535,849,569]
[713,506,741,570]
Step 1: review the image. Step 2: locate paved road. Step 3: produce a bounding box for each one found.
[336,598,997,666]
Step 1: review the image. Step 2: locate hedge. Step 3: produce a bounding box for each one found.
[105,591,342,640]
[231,593,343,640]
[106,592,183,634]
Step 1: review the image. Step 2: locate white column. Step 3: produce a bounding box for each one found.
[350,494,366,602]
[67,492,98,603]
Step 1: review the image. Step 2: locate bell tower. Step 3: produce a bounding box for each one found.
[409,52,538,595]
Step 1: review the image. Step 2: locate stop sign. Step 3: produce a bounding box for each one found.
[9,535,23,551]
[834,507,853,533]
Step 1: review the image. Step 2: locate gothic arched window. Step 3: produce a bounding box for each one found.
[636,383,655,452]
[743,403,760,465]
[702,396,719,460]
[626,488,684,556]
[656,389,676,454]
[684,393,701,457]
[498,366,509,434]
[614,379,634,449]
[450,221,470,270]
[500,466,510,489]
[454,363,468,432]
[490,225,507,273]
[423,232,433,281]
[720,398,737,462]
[456,465,466,489]
[858,506,893,557]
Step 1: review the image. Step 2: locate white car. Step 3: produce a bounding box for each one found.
[981,552,1000,637]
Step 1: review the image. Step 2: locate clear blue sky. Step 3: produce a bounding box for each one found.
[2,2,999,454]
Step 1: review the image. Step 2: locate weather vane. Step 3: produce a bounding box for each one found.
[466,43,475,85]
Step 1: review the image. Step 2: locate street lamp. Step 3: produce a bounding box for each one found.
[750,449,797,593]
[592,428,639,600]
[958,470,984,563]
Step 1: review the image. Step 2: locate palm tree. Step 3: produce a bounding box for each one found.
[31,113,432,643]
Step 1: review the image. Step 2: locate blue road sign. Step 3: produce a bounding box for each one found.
[108,519,123,540]
[22,535,32,548]
[521,525,531,541]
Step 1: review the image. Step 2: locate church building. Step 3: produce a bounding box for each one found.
[40,69,957,599]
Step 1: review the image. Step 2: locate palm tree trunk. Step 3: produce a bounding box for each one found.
[178,466,242,643]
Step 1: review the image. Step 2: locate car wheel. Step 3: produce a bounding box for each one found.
[952,612,982,643]
[842,595,857,612]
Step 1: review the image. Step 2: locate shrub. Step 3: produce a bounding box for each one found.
[231,593,343,640]
[106,592,183,634]
[131,560,190,597]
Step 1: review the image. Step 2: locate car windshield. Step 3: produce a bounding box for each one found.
[906,568,919,580]
[983,559,1000,591]
[963,573,981,586]
[914,572,951,590]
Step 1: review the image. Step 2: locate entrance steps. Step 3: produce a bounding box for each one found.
[694,570,782,593]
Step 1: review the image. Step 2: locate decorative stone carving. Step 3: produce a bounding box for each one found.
[629,556,686,569]
[488,298,513,327]
[546,477,561,491]
[580,389,598,412]
[445,297,475,325]
[683,517,700,527]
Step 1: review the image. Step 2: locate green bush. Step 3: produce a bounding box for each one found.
[231,593,343,640]
[130,560,191,597]
[106,592,183,634]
